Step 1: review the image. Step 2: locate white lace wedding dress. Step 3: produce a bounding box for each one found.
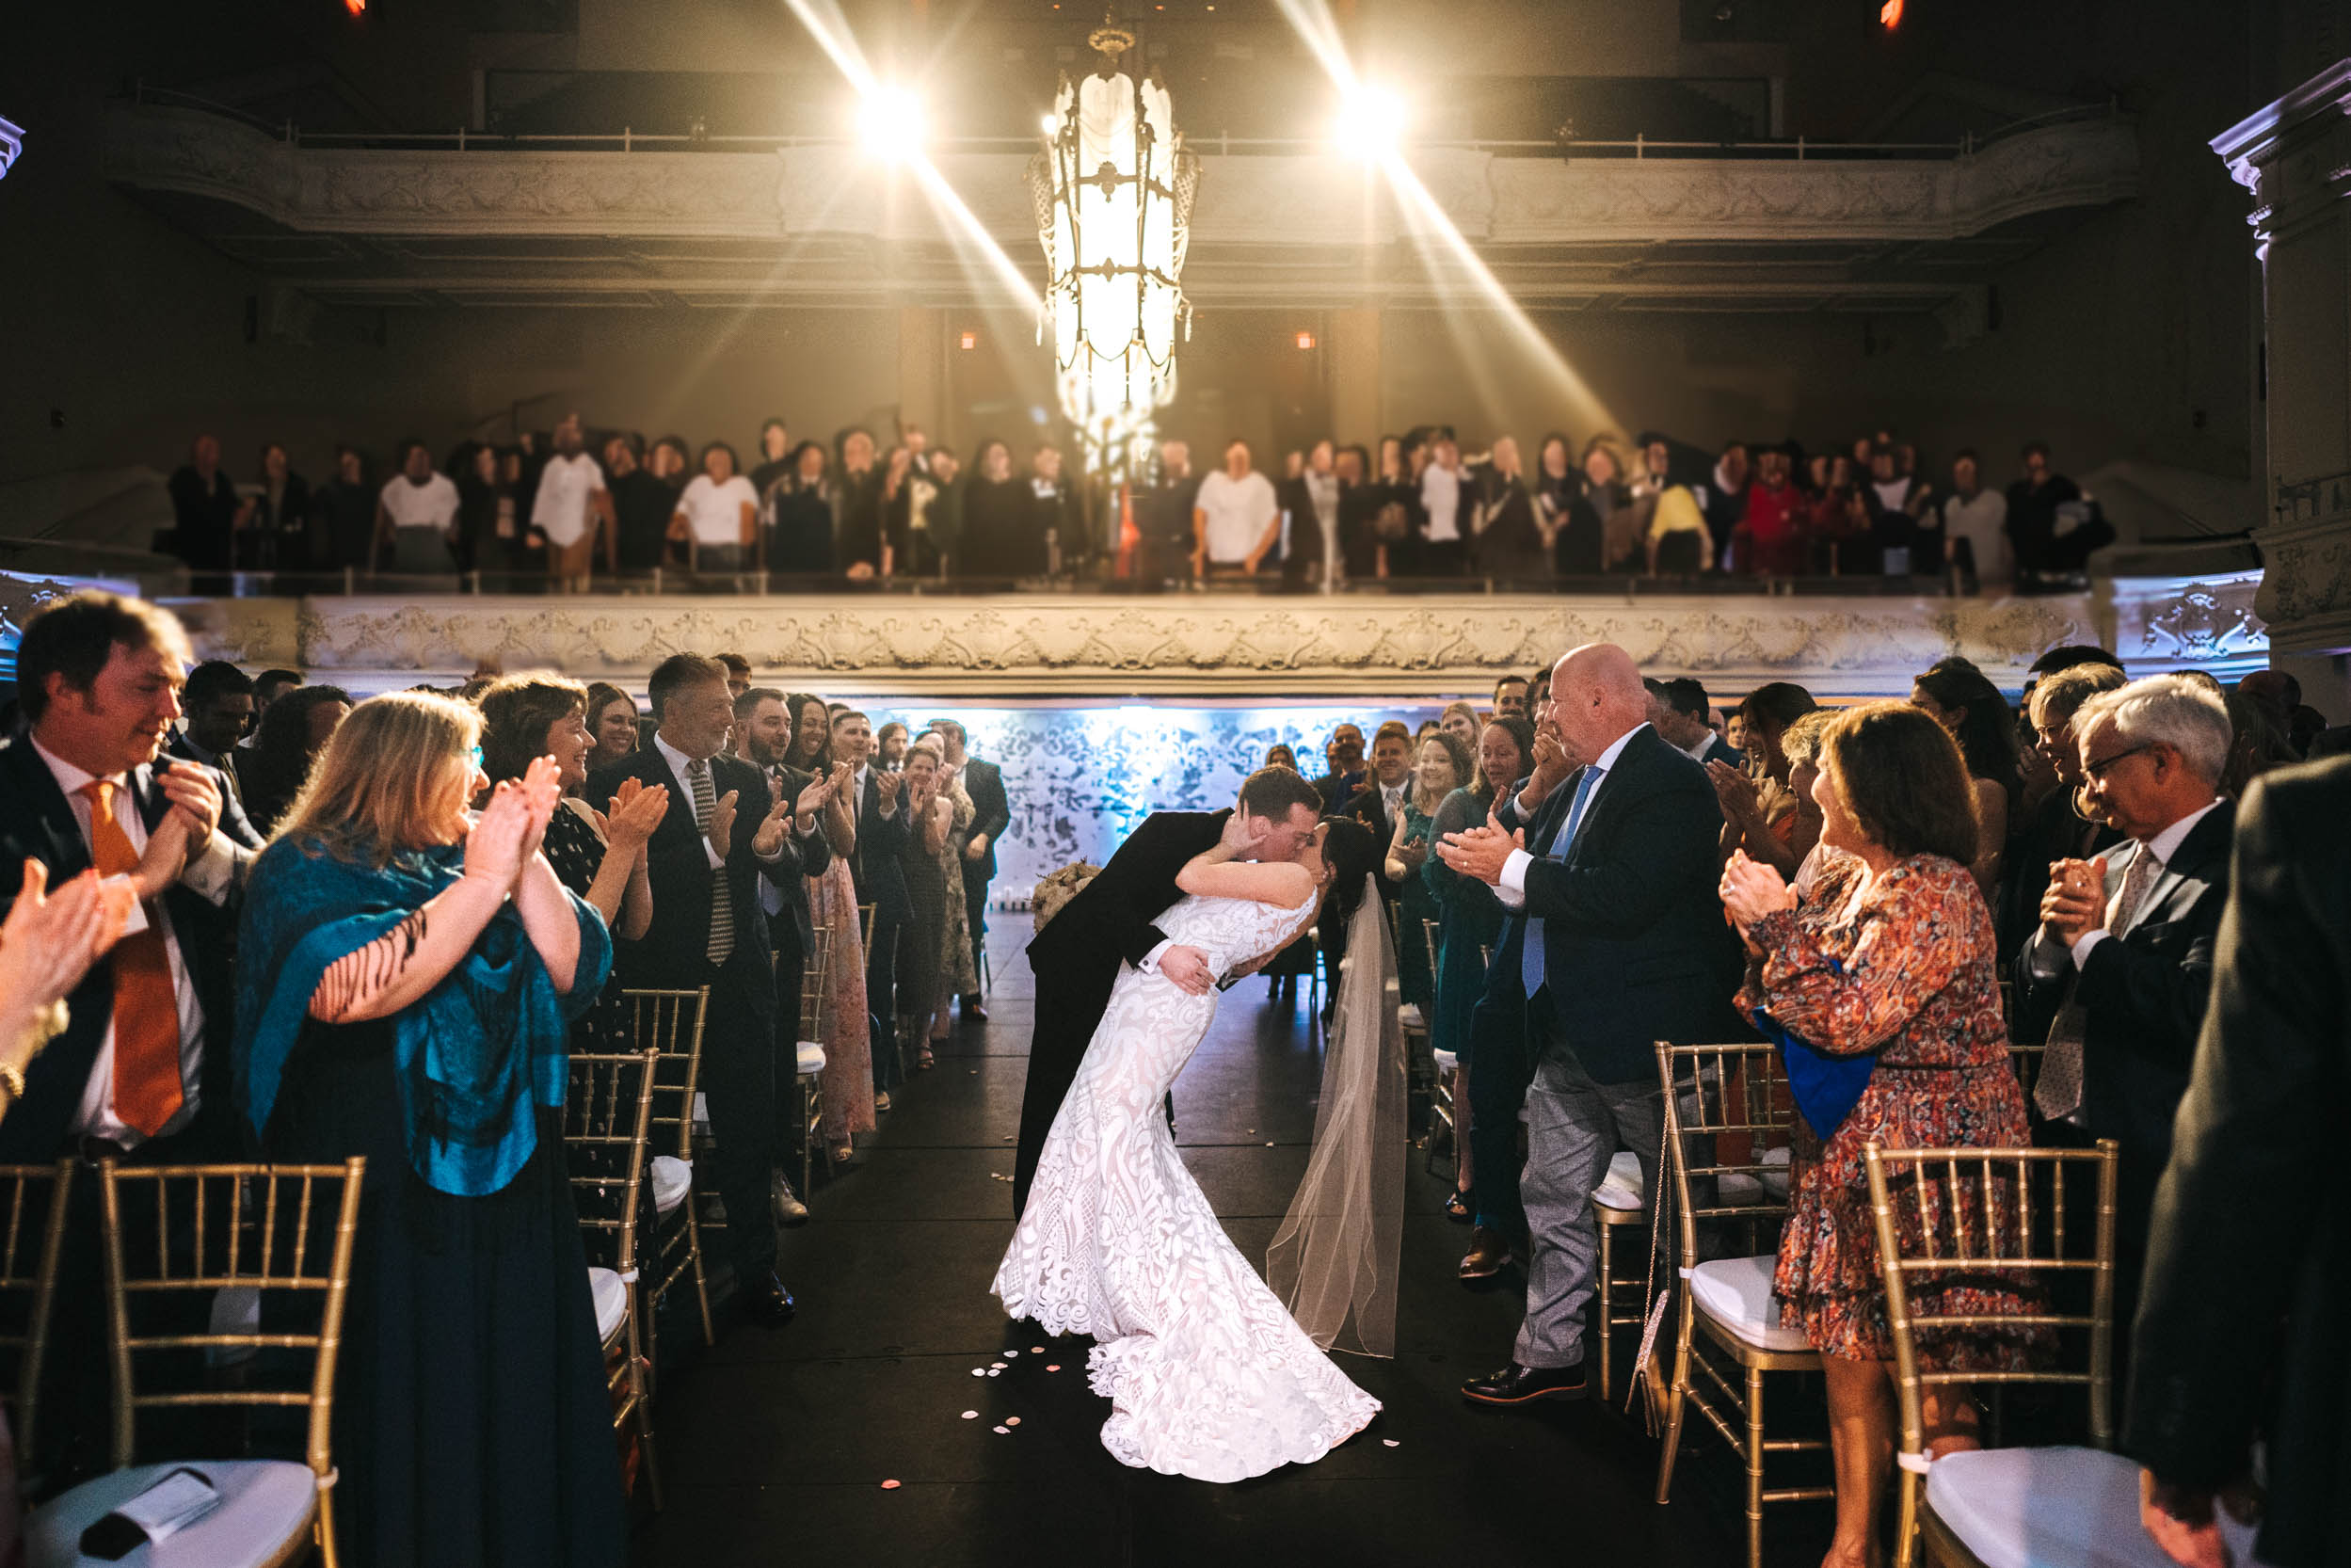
[993,890,1382,1482]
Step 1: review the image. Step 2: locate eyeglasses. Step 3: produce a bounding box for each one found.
[2080,743,2153,780]
[469,744,486,772]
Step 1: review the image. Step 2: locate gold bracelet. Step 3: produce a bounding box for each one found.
[0,1060,24,1104]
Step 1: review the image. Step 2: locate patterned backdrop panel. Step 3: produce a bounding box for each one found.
[866,704,1440,901]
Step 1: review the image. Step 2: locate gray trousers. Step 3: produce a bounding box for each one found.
[1513,1004,1664,1370]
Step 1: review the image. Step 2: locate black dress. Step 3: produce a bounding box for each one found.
[541,803,628,1052]
[264,1021,624,1568]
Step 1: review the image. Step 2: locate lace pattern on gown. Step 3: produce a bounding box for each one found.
[992,890,1381,1483]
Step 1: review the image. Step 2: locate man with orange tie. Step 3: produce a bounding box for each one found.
[0,593,256,1473]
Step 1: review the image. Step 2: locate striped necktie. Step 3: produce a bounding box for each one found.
[687,759,735,965]
[2033,844,2161,1123]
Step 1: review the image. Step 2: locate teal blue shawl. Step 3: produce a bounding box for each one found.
[233,835,614,1197]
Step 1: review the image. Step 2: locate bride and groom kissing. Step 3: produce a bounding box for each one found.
[994,766,1407,1483]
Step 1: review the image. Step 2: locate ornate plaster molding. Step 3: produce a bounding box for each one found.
[174,590,2103,698]
[106,104,2136,250]
[2106,569,2268,667]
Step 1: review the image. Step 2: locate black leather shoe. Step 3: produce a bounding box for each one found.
[773,1174,809,1227]
[960,996,989,1022]
[745,1272,796,1326]
[1458,1225,1511,1281]
[1461,1361,1586,1406]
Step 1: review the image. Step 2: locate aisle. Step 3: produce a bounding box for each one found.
[631,915,1737,1566]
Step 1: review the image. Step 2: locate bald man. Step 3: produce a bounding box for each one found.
[1439,643,1740,1403]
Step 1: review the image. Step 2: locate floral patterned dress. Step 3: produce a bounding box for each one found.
[808,856,877,1146]
[1739,853,2039,1365]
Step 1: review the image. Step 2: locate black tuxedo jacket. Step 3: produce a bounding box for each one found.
[586,746,796,1012]
[749,760,831,957]
[1349,781,1408,904]
[962,758,1010,884]
[1484,726,1741,1083]
[842,767,912,925]
[163,734,265,850]
[2123,760,2349,1568]
[2013,801,2234,1225]
[1016,808,1227,1214]
[0,739,244,1158]
[1696,735,1741,770]
[1311,769,1362,817]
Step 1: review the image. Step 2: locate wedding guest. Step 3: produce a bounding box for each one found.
[1417,436,1471,576]
[1738,445,1809,576]
[1439,701,1480,747]
[832,710,910,1104]
[167,434,244,571]
[1911,656,2021,900]
[1193,439,1281,578]
[932,718,1005,1020]
[1300,439,1343,584]
[1030,444,1080,572]
[896,738,955,1067]
[769,441,837,578]
[957,440,1032,578]
[235,695,623,1568]
[459,442,520,578]
[888,443,957,577]
[168,660,256,808]
[669,442,759,574]
[529,412,615,591]
[1426,716,1530,1243]
[1580,437,1640,572]
[921,733,980,1046]
[1311,724,1367,814]
[2001,660,2126,952]
[786,693,873,1160]
[236,682,354,836]
[477,675,662,1052]
[1335,444,1385,581]
[1350,721,1415,914]
[602,436,675,576]
[1386,730,1471,1016]
[1721,701,2037,1568]
[748,418,793,499]
[834,428,886,577]
[313,447,376,571]
[376,440,462,576]
[2013,674,2234,1376]
[1263,744,1299,772]
[0,859,133,1121]
[1702,440,1750,569]
[586,655,803,1321]
[584,682,641,776]
[875,721,910,771]
[1706,681,1819,879]
[1652,677,1739,766]
[1533,432,1595,573]
[1493,676,1530,721]
[1143,440,1203,582]
[246,442,311,573]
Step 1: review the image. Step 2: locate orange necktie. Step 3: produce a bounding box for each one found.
[82,780,184,1138]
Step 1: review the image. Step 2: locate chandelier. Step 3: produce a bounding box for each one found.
[1029,13,1200,482]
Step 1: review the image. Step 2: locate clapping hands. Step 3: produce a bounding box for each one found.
[0,859,136,1032]
[466,756,564,888]
[1434,813,1523,886]
[1719,848,1795,933]
[599,776,669,856]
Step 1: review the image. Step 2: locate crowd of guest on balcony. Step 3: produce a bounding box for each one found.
[161,411,2112,592]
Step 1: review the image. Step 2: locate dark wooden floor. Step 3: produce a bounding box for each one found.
[629,915,1799,1566]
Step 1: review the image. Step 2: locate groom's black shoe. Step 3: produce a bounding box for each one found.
[1462,1361,1587,1406]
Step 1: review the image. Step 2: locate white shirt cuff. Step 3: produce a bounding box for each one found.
[1495,848,1531,909]
[180,828,245,904]
[2069,929,2110,968]
[702,838,727,872]
[1137,939,1173,974]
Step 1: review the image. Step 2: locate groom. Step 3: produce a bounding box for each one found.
[1013,766,1326,1216]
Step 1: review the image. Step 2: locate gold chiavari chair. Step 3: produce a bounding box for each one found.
[1590,1151,1649,1404]
[625,985,716,1351]
[24,1159,366,1568]
[795,920,836,1193]
[1652,1040,1828,1568]
[1420,917,1455,1176]
[0,1160,74,1477]
[565,1048,664,1512]
[1863,1139,2167,1568]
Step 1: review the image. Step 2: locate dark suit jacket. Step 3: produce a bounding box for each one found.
[585,745,797,1016]
[962,757,1010,885]
[1696,735,1741,770]
[842,766,911,925]
[2013,801,2234,1236]
[1311,770,1363,817]
[751,760,831,957]
[2124,759,2350,1568]
[1016,808,1227,1214]
[1349,781,1408,904]
[0,739,244,1158]
[163,734,265,850]
[1485,725,1741,1083]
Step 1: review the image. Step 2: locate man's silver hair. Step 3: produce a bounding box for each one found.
[2073,673,2232,786]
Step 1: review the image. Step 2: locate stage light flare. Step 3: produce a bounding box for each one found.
[1332,83,1405,160]
[857,84,927,163]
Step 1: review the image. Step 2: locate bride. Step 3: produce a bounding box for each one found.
[994,814,1399,1483]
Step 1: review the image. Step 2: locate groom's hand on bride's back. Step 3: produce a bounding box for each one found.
[1157,945,1214,995]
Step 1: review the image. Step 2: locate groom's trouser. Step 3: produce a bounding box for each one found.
[1513,993,1662,1371]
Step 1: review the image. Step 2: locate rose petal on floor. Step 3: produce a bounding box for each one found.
[1006,1416,1021,1427]
[1383,1439,1399,1448]
[993,1425,1011,1434]
[962,1411,978,1420]
[1046,1364,1061,1371]
[881,1480,902,1490]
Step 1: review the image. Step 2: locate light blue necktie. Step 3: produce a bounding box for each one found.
[1520,766,1601,998]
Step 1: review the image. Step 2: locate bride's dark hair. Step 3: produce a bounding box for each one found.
[1317,817,1382,927]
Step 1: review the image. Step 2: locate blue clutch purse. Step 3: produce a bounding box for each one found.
[1751,1009,1876,1140]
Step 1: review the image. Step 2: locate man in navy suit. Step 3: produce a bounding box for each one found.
[1648,676,1741,769]
[587,653,822,1325]
[1440,644,1738,1404]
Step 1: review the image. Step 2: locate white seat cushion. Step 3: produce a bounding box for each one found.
[795,1040,826,1076]
[1687,1255,1813,1352]
[587,1266,629,1343]
[1593,1150,1646,1211]
[1924,1446,2261,1568]
[1761,1145,1792,1200]
[650,1155,692,1215]
[27,1459,317,1568]
[1431,1048,1458,1075]
[1719,1171,1765,1208]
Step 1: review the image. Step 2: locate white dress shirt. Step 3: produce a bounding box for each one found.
[1494,723,1650,910]
[1421,465,1463,543]
[31,738,241,1146]
[1379,780,1405,822]
[530,452,607,549]
[653,732,728,872]
[1676,730,1716,764]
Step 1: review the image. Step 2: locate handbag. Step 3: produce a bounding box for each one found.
[1751,1008,1876,1140]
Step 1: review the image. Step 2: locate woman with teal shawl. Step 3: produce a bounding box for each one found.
[234,692,621,1568]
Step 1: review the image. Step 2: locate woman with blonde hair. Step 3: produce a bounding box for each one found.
[235,691,623,1568]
